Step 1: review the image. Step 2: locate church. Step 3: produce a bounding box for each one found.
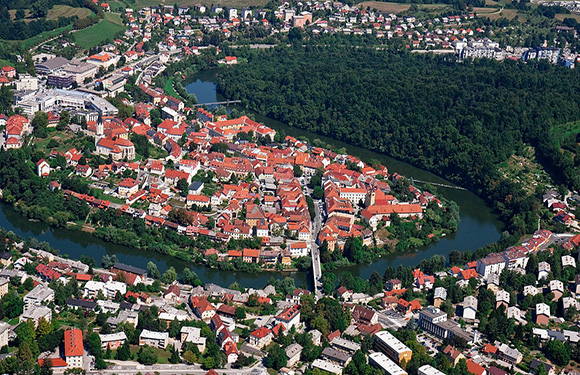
[94,115,136,161]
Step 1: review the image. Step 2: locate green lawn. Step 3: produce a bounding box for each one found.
[164,77,179,98]
[74,13,125,49]
[129,345,172,364]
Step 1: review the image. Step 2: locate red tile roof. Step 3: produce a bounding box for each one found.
[64,328,84,357]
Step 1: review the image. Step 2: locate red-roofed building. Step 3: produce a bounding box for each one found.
[248,327,272,348]
[466,359,486,375]
[38,358,68,368]
[64,328,84,368]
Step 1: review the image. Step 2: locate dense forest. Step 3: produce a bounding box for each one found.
[217,45,580,235]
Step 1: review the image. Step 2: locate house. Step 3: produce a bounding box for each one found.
[180,326,206,353]
[64,328,84,369]
[536,303,551,326]
[322,347,352,367]
[538,261,551,280]
[496,290,510,308]
[191,297,216,321]
[466,359,486,375]
[288,242,308,257]
[21,305,52,327]
[286,343,303,367]
[75,164,92,177]
[462,296,478,320]
[248,327,272,349]
[476,255,505,277]
[443,345,465,366]
[549,279,564,300]
[118,178,139,197]
[352,305,378,325]
[24,284,54,306]
[242,248,260,263]
[433,287,447,308]
[497,343,522,365]
[276,305,300,330]
[0,322,10,349]
[36,159,51,177]
[163,284,181,301]
[368,352,405,375]
[139,329,169,349]
[0,278,8,299]
[99,332,127,350]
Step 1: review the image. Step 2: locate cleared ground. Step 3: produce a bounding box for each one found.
[358,1,447,13]
[556,13,580,22]
[74,12,125,49]
[47,5,92,20]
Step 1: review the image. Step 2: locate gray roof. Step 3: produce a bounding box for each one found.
[35,57,70,70]
[322,347,351,363]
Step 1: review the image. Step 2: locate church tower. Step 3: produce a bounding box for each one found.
[95,113,104,146]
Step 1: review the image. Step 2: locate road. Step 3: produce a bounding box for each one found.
[310,199,323,300]
[88,361,268,375]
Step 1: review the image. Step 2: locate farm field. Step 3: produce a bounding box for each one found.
[47,5,92,20]
[74,12,125,49]
[358,1,447,13]
[135,0,269,8]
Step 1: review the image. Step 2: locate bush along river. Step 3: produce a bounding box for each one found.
[0,71,502,290]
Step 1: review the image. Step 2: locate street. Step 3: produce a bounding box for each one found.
[88,360,268,375]
[310,198,323,300]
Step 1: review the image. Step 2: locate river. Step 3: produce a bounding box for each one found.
[0,72,503,290]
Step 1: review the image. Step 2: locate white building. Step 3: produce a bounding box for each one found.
[462,296,478,320]
[23,284,54,306]
[139,329,169,349]
[368,352,407,375]
[418,365,445,375]
[476,255,506,278]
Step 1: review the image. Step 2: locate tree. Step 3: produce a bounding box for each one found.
[137,345,158,365]
[235,307,246,320]
[546,339,571,366]
[116,340,132,361]
[293,165,303,177]
[177,178,189,197]
[147,261,161,279]
[32,111,49,138]
[162,266,177,284]
[266,345,287,370]
[169,345,181,364]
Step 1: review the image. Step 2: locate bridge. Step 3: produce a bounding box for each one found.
[410,178,467,191]
[192,100,242,107]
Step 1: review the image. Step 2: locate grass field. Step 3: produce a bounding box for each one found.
[136,0,268,8]
[358,1,447,13]
[473,7,522,20]
[74,13,125,49]
[47,5,92,20]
